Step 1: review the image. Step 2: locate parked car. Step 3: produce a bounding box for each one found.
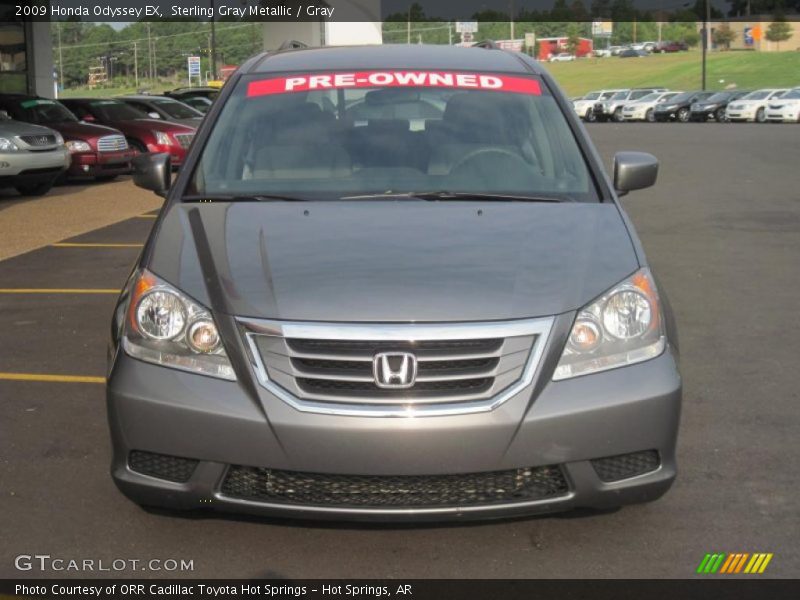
[619,48,649,58]
[60,98,196,167]
[0,110,69,196]
[726,89,789,123]
[641,41,658,52]
[0,94,134,181]
[117,95,204,128]
[180,96,213,114]
[655,41,688,53]
[111,43,680,522]
[548,53,576,62]
[622,91,682,122]
[593,88,667,122]
[164,86,220,103]
[765,88,800,123]
[593,48,612,58]
[653,90,716,122]
[689,90,750,122]
[573,90,614,121]
[608,45,624,56]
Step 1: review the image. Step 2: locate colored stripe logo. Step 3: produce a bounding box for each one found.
[697,553,773,574]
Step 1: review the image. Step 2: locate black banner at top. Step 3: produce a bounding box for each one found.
[4,0,800,22]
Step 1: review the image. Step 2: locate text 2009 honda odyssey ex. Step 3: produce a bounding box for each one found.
[108,44,681,521]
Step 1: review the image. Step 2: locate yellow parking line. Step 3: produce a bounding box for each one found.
[51,243,143,248]
[0,372,105,384]
[0,288,120,294]
[136,214,158,218]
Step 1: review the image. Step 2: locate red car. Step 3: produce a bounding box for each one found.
[0,94,135,181]
[60,98,196,168]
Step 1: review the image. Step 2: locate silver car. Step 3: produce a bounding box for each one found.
[108,44,681,521]
[0,110,69,196]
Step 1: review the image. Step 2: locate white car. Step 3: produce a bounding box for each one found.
[622,91,682,122]
[765,88,800,122]
[726,89,789,122]
[572,90,620,122]
[594,88,668,122]
[549,53,576,62]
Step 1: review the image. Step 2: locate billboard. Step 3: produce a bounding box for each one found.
[592,21,613,37]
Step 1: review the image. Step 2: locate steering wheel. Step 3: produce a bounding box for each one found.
[450,147,530,175]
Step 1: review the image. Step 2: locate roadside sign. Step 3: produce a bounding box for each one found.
[592,20,613,37]
[525,32,536,48]
[744,27,753,46]
[455,21,478,34]
[187,56,201,78]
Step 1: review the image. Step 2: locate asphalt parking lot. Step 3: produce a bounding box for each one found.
[1,123,798,579]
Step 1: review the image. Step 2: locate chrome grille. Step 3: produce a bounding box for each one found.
[18,134,56,146]
[97,134,128,152]
[174,133,194,149]
[242,318,554,417]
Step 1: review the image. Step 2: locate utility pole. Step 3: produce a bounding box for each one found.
[210,0,217,79]
[407,10,411,44]
[57,23,63,94]
[702,0,710,90]
[146,24,152,81]
[509,0,515,39]
[133,41,138,88]
[153,38,158,82]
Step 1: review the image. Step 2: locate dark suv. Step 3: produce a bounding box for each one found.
[653,90,715,122]
[109,43,681,522]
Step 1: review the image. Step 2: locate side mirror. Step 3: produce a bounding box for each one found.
[132,152,171,197]
[0,110,9,120]
[147,111,161,119]
[613,151,659,195]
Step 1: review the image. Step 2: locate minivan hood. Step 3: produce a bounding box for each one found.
[0,119,60,137]
[49,120,120,139]
[149,202,640,322]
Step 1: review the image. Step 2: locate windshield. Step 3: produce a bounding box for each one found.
[781,88,800,100]
[12,99,77,124]
[742,90,772,100]
[628,90,652,100]
[610,91,629,100]
[87,100,147,121]
[190,71,598,202]
[151,98,202,119]
[583,92,601,100]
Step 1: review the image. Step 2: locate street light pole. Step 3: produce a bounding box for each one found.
[701,0,710,90]
[210,0,217,79]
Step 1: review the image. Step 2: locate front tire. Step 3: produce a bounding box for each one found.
[677,108,690,122]
[127,139,147,154]
[715,107,728,123]
[15,180,54,196]
[755,107,766,123]
[584,108,596,123]
[645,108,655,123]
[612,107,624,122]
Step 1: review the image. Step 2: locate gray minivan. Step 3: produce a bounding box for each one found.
[107,44,681,521]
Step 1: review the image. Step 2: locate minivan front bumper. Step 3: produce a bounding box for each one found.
[107,336,682,521]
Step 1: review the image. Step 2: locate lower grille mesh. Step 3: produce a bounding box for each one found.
[221,465,569,508]
[591,450,660,482]
[128,450,198,483]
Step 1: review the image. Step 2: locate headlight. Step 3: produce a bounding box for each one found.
[0,137,19,152]
[65,140,91,153]
[154,131,172,146]
[553,268,665,381]
[122,269,236,380]
[54,132,64,145]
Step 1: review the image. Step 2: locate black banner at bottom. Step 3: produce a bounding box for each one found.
[2,579,800,600]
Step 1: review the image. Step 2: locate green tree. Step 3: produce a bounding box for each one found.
[565,23,582,55]
[713,24,737,50]
[765,17,793,50]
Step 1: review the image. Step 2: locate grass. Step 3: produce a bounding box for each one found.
[59,81,176,99]
[544,50,800,96]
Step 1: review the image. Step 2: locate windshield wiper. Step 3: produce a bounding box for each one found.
[181,194,311,203]
[340,191,570,203]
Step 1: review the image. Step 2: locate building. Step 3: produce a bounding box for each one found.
[0,21,54,97]
[705,19,800,51]
[537,37,593,60]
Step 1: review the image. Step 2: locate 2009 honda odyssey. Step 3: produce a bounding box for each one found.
[108,43,681,521]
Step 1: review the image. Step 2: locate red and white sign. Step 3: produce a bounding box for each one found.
[247,71,542,97]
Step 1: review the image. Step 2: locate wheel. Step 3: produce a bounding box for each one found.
[645,108,655,123]
[95,175,118,182]
[584,108,596,122]
[755,107,766,123]
[15,180,54,196]
[715,107,728,123]
[612,107,624,122]
[677,108,690,122]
